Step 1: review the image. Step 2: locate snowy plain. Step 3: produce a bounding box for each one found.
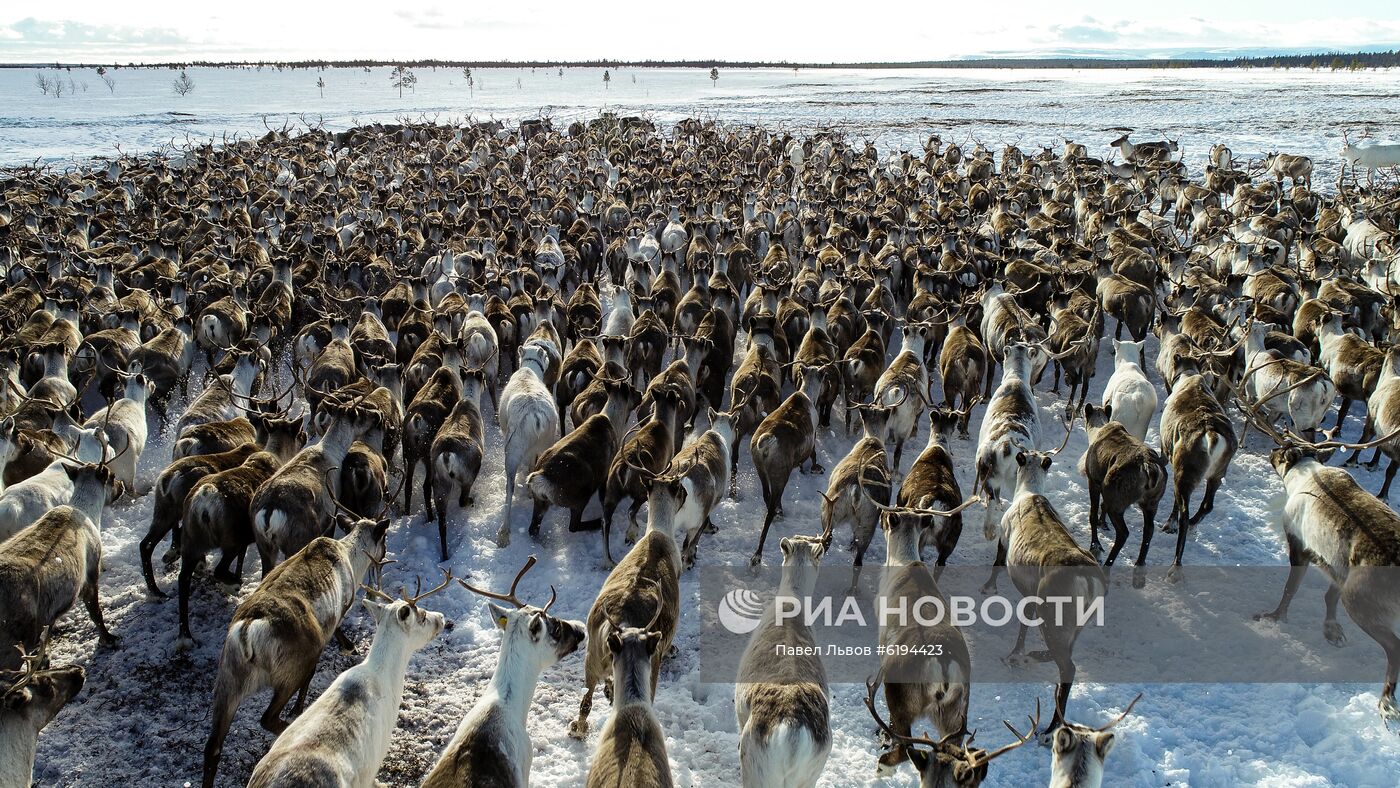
[4,65,1400,787]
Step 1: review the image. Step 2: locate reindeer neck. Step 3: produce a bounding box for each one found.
[488,635,545,720]
[363,626,415,685]
[885,524,923,566]
[318,421,359,460]
[612,649,655,708]
[43,354,68,378]
[777,558,819,598]
[69,478,107,527]
[709,419,735,451]
[231,366,259,399]
[0,720,37,788]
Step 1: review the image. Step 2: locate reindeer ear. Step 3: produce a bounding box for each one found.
[1015,451,1027,467]
[361,596,387,624]
[779,537,793,557]
[1040,455,1052,471]
[1053,727,1077,755]
[1094,731,1116,759]
[487,602,511,630]
[606,631,624,653]
[335,513,355,534]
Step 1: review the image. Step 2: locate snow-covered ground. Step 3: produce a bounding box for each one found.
[27,306,1400,787]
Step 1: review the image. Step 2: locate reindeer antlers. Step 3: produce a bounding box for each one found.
[2,629,52,699]
[457,554,555,612]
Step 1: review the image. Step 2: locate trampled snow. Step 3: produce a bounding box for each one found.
[9,65,1400,787]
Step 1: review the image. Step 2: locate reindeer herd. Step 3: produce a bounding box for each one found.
[1,115,1399,787]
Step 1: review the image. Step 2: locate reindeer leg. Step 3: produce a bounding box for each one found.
[528,498,549,538]
[83,565,116,647]
[1381,457,1400,500]
[569,683,596,739]
[752,478,779,567]
[1322,583,1348,646]
[981,539,1006,594]
[1254,534,1307,622]
[1330,397,1354,440]
[1133,502,1157,589]
[1104,510,1130,569]
[1189,477,1221,525]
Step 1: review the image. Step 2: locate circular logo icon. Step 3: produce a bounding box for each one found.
[718,589,766,634]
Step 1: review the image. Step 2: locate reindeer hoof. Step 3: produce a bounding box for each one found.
[568,720,589,740]
[749,553,763,568]
[174,636,197,653]
[496,531,511,548]
[160,547,180,566]
[1162,521,1178,535]
[1090,544,1104,562]
[1324,621,1347,647]
[98,633,119,648]
[810,464,825,474]
[1132,567,1147,589]
[980,581,998,595]
[1166,565,1183,584]
[1253,609,1284,623]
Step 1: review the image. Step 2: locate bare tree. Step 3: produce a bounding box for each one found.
[96,66,115,93]
[34,72,52,95]
[603,69,610,89]
[316,76,325,97]
[53,77,65,98]
[710,67,719,86]
[172,70,195,96]
[391,65,416,98]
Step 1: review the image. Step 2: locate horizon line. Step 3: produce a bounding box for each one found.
[1,48,1398,70]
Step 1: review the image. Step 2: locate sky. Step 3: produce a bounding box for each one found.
[1,1,1398,63]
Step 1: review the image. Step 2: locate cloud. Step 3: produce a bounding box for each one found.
[0,17,196,60]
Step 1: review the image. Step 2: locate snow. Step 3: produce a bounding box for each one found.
[23,301,1400,788]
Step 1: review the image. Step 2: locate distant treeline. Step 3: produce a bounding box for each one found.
[5,50,1400,70]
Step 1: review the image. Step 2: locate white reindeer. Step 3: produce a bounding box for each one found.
[497,344,561,547]
[1100,340,1157,441]
[246,583,448,788]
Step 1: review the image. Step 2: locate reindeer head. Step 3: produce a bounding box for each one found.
[866,679,1038,787]
[361,581,448,653]
[2,639,85,735]
[1048,695,1140,788]
[460,556,586,670]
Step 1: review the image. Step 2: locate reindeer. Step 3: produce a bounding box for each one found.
[974,342,1046,546]
[0,463,122,669]
[1080,403,1167,588]
[992,449,1107,731]
[733,526,835,788]
[751,362,831,566]
[251,396,376,572]
[423,557,585,787]
[819,405,892,572]
[427,367,488,560]
[1046,696,1141,788]
[875,322,935,470]
[497,343,561,547]
[585,607,674,788]
[201,515,390,788]
[864,679,1038,787]
[1100,340,1157,441]
[867,503,975,775]
[0,639,86,788]
[175,422,308,647]
[246,576,449,788]
[570,478,682,739]
[1160,357,1238,579]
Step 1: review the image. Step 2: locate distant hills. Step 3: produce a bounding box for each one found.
[3,49,1398,70]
